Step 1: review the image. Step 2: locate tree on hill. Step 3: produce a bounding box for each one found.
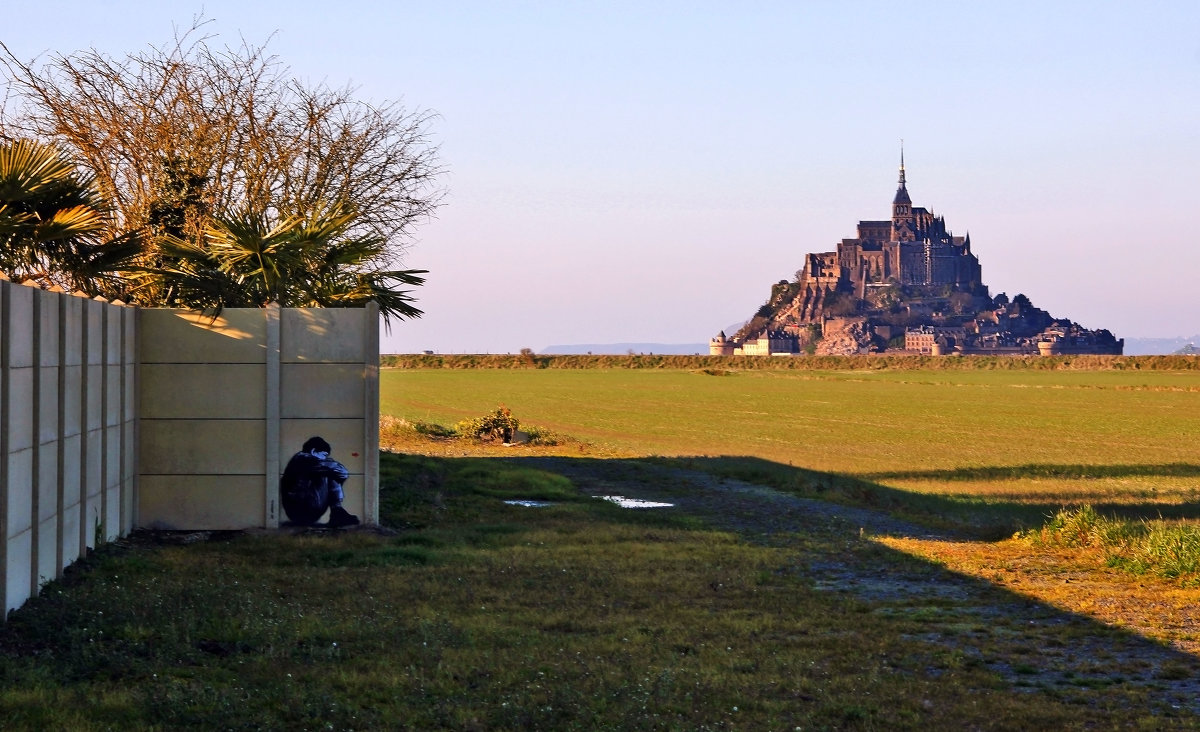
[0,138,140,296]
[0,16,441,321]
[823,291,859,317]
[1010,293,1034,312]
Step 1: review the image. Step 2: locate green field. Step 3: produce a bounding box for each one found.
[383,367,1200,511]
[3,363,1200,729]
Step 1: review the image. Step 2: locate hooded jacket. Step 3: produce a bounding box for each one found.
[280,449,350,525]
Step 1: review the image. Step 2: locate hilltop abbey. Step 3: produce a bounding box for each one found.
[803,149,980,301]
[713,153,1122,356]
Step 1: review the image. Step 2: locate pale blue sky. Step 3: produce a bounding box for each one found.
[6,2,1198,351]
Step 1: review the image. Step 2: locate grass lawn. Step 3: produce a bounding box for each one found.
[383,367,1200,519]
[1,364,1198,729]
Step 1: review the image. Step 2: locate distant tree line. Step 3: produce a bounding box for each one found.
[380,353,1200,371]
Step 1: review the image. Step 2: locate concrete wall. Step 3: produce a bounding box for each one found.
[1,280,137,616]
[137,303,379,531]
[3,282,380,617]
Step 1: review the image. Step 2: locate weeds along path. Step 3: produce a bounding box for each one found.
[521,456,1200,715]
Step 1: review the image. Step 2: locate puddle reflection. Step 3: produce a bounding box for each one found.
[502,496,675,509]
[595,495,674,508]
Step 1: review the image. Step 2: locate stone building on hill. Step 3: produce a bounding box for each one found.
[713,153,1122,356]
[816,149,980,296]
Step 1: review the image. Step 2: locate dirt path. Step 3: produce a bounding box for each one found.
[523,456,1200,715]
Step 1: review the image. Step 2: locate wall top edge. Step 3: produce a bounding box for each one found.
[2,280,386,317]
[0,279,137,306]
[1,280,385,315]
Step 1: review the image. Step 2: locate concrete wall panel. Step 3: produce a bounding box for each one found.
[104,490,120,541]
[123,312,136,363]
[84,429,103,551]
[281,308,367,363]
[6,449,33,536]
[38,366,59,444]
[140,364,266,419]
[105,309,121,364]
[61,365,82,437]
[104,367,122,427]
[37,445,57,523]
[60,502,80,568]
[36,291,59,367]
[84,479,101,550]
[5,531,32,614]
[6,285,33,368]
[36,516,56,587]
[60,434,81,510]
[85,364,103,431]
[7,368,33,452]
[139,476,266,530]
[122,419,136,479]
[84,300,103,365]
[123,366,136,422]
[140,309,268,364]
[85,430,103,499]
[61,298,83,367]
[280,364,364,418]
[104,425,121,488]
[121,420,136,533]
[140,419,265,475]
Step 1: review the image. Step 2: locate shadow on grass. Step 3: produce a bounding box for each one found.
[378,451,1200,721]
[633,456,1200,538]
[858,462,1200,482]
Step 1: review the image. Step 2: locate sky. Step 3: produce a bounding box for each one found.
[5,1,1198,352]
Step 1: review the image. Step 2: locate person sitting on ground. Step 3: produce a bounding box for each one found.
[280,436,360,527]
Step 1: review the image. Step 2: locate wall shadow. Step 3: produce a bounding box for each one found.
[387,451,1200,719]
[642,455,1200,535]
[858,462,1200,482]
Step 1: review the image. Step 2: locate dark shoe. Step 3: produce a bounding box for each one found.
[328,505,360,528]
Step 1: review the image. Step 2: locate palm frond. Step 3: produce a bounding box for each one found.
[0,139,79,200]
[0,139,128,290]
[134,198,427,322]
[31,204,106,243]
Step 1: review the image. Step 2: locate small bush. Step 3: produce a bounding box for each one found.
[382,411,578,450]
[455,406,520,442]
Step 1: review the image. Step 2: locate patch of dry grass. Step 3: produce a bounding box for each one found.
[879,533,1200,655]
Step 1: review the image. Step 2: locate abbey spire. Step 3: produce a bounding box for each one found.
[892,142,914,239]
[893,143,911,207]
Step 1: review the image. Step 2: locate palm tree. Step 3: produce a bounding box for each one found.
[140,203,426,324]
[0,138,140,296]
